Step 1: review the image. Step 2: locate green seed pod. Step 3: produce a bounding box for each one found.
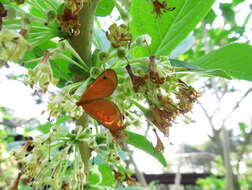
[98,51,108,62]
[45,8,56,22]
[117,48,126,58]
[135,34,151,47]
[21,14,32,29]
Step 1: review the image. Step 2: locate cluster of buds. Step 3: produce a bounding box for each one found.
[47,86,83,119]
[106,23,132,48]
[25,51,58,93]
[113,170,136,185]
[0,29,30,64]
[126,53,199,137]
[57,0,86,35]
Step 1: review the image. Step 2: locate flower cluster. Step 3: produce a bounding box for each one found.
[126,54,199,137]
[25,51,58,93]
[47,85,83,119]
[57,0,87,35]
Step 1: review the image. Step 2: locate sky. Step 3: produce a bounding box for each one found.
[0,0,252,174]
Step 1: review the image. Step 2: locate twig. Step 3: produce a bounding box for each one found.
[223,87,252,124]
[197,100,215,131]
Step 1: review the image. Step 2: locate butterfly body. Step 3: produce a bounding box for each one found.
[77,69,122,132]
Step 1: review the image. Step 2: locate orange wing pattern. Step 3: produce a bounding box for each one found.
[77,69,122,132]
[77,69,118,105]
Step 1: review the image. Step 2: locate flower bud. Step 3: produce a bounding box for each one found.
[98,51,108,62]
[45,8,56,21]
[21,14,32,29]
[117,48,126,58]
[135,34,151,47]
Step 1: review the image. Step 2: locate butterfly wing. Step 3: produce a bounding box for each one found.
[81,99,122,131]
[77,69,118,105]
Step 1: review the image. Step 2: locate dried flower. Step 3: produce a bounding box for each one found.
[125,64,147,93]
[177,83,199,114]
[148,105,171,136]
[149,55,165,84]
[152,0,176,17]
[57,7,80,33]
[113,170,124,182]
[153,129,164,152]
[125,173,136,185]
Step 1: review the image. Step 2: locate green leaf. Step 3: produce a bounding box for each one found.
[99,164,115,186]
[220,3,235,24]
[95,0,115,17]
[232,0,245,6]
[205,9,216,25]
[192,43,252,81]
[124,130,167,166]
[170,35,195,58]
[130,0,215,57]
[238,122,247,134]
[93,28,110,51]
[170,59,232,79]
[88,167,101,185]
[37,115,70,133]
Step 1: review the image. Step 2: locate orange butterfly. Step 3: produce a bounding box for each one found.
[76,69,123,132]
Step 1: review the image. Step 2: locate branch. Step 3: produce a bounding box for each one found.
[69,1,99,65]
[223,87,252,124]
[68,0,99,177]
[197,100,215,132]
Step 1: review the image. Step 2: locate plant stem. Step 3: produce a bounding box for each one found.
[69,1,99,66]
[68,0,99,179]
